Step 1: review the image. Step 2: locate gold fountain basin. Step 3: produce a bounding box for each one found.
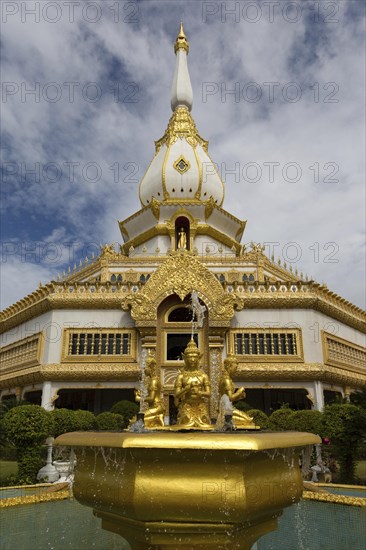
[56,431,320,549]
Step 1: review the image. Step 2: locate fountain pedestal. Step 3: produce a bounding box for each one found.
[56,431,320,549]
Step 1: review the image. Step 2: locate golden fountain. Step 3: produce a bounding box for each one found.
[56,338,320,550]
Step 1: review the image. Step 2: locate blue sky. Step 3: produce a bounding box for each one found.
[1,0,365,309]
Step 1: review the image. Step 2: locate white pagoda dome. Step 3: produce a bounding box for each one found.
[139,23,224,207]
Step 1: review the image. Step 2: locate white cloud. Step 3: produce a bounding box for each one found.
[1,0,365,309]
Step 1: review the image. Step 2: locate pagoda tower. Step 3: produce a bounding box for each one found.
[1,25,364,418]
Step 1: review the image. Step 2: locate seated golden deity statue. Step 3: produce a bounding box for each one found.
[219,354,257,429]
[135,354,165,428]
[174,339,211,429]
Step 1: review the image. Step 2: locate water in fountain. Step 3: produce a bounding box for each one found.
[210,348,220,422]
[128,348,148,432]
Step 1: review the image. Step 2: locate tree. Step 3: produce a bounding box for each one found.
[322,404,366,484]
[350,389,366,410]
[2,405,54,483]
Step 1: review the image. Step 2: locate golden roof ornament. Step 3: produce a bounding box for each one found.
[174,22,189,54]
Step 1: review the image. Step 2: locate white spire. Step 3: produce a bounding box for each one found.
[171,22,193,112]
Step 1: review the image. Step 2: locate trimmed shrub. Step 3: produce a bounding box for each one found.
[110,400,139,428]
[96,412,124,431]
[246,409,270,429]
[50,409,96,436]
[72,410,96,431]
[269,408,295,431]
[50,409,76,437]
[291,410,323,436]
[3,405,54,444]
[2,405,54,483]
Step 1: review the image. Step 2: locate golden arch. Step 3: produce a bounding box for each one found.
[122,251,243,327]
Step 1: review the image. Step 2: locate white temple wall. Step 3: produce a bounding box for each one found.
[132,235,170,255]
[231,308,365,363]
[0,311,53,347]
[194,235,234,256]
[43,309,134,364]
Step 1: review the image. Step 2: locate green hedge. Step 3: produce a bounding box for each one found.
[246,409,270,429]
[290,410,323,436]
[51,409,96,437]
[96,412,124,431]
[110,400,139,428]
[268,408,295,431]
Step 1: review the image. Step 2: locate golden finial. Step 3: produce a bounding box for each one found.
[174,21,189,54]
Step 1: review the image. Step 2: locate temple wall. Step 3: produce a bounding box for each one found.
[0,309,134,365]
[231,308,365,363]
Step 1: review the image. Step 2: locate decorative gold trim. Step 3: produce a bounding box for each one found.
[155,108,208,154]
[162,142,171,199]
[150,198,160,220]
[173,155,191,174]
[121,250,242,325]
[204,196,215,220]
[302,491,366,507]
[317,483,366,490]
[193,146,202,199]
[235,362,366,387]
[0,488,71,508]
[2,280,365,336]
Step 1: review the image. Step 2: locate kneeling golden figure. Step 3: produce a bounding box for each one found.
[136,354,165,428]
[219,354,257,429]
[174,339,211,429]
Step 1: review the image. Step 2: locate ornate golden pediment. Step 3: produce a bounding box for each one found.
[121,250,242,324]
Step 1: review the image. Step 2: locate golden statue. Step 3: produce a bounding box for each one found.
[219,354,257,429]
[136,354,165,428]
[174,339,211,429]
[177,227,187,249]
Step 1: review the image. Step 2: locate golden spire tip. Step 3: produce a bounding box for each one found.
[174,21,189,54]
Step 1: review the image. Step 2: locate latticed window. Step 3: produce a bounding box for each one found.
[323,332,366,370]
[233,330,301,358]
[63,329,136,360]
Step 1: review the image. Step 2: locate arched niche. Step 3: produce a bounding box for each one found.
[175,216,190,250]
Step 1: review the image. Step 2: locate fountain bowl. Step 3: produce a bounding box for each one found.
[56,430,320,549]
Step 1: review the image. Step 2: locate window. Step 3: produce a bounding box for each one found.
[64,329,136,362]
[232,329,302,361]
[166,333,198,361]
[168,307,192,323]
